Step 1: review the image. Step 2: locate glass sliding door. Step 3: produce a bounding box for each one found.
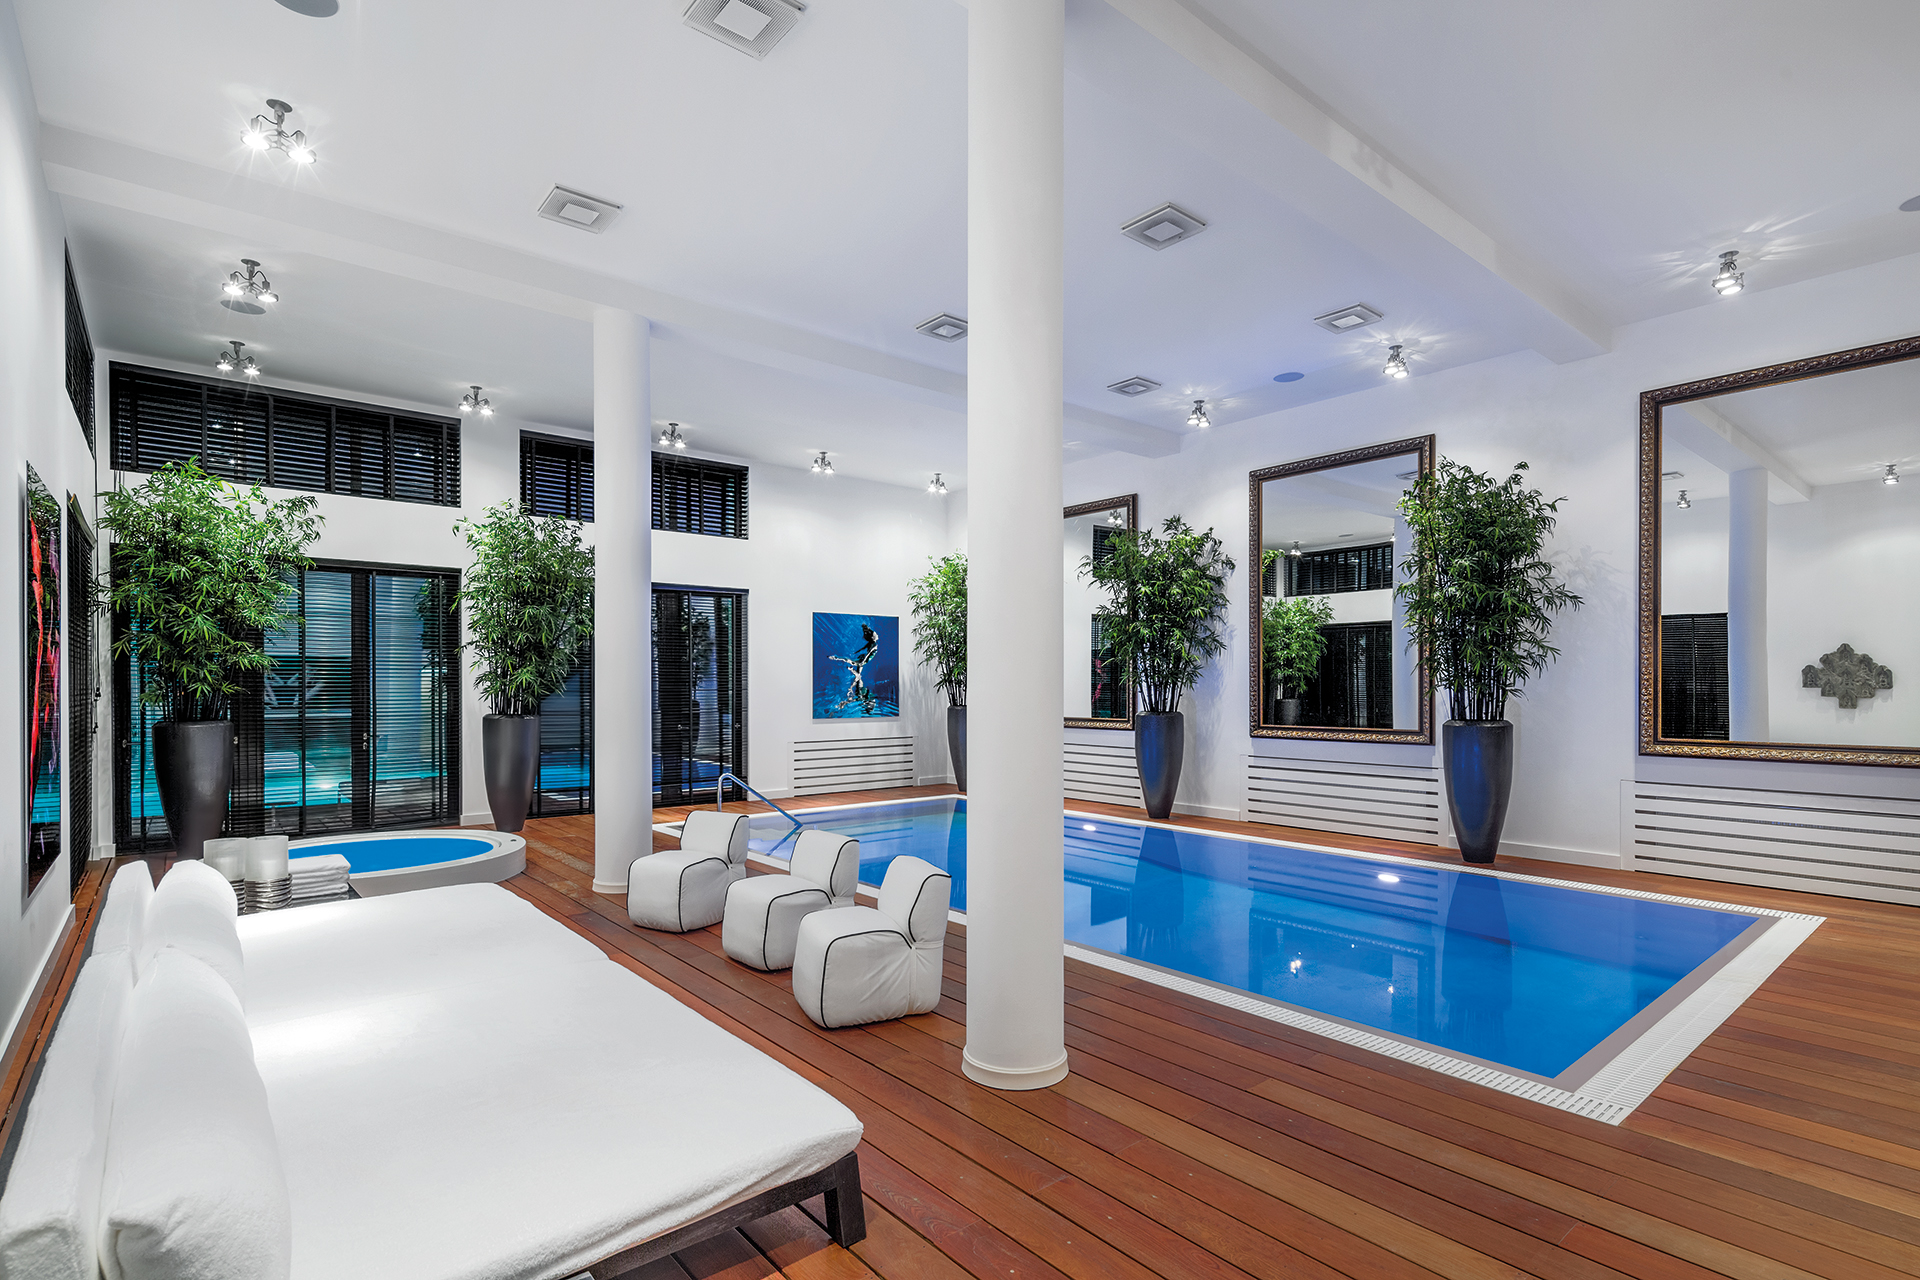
[531,655,592,817]
[653,586,747,806]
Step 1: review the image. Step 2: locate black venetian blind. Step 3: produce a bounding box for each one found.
[1301,621,1394,729]
[109,363,461,507]
[1285,542,1394,596]
[65,248,95,452]
[67,501,97,894]
[654,455,749,538]
[521,432,594,521]
[1661,612,1730,740]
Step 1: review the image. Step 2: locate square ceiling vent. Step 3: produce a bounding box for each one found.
[916,313,968,342]
[684,0,805,59]
[1313,303,1383,333]
[538,186,623,234]
[1107,376,1162,397]
[1120,202,1206,250]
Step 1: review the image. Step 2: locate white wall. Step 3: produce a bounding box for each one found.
[1062,250,1920,863]
[0,0,100,1048]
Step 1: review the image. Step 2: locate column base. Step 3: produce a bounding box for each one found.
[591,879,629,895]
[961,1048,1069,1091]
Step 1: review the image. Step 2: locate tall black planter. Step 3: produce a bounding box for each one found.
[1135,711,1185,820]
[946,705,968,793]
[1443,720,1514,864]
[152,720,234,861]
[483,714,541,834]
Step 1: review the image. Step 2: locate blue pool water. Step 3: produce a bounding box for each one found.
[747,798,1762,1078]
[297,836,497,874]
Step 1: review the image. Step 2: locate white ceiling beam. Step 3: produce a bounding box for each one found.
[1665,402,1814,503]
[40,125,1183,459]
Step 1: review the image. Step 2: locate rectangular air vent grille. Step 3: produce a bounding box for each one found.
[1107,376,1162,397]
[792,735,914,797]
[538,186,623,234]
[1065,736,1142,808]
[683,0,804,59]
[1245,754,1442,844]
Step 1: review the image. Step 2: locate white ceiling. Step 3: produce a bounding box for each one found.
[1677,355,1920,491]
[19,0,1920,485]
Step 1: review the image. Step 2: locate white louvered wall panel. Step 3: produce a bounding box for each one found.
[1244,754,1443,844]
[1621,781,1920,906]
[791,735,915,796]
[1064,736,1142,808]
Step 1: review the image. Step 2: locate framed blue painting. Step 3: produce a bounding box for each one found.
[812,613,899,718]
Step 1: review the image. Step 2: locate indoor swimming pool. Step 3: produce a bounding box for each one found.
[744,796,1814,1096]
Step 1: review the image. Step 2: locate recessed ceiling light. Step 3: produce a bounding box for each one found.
[1901,195,1920,212]
[538,186,623,234]
[683,0,804,59]
[1120,202,1206,250]
[1107,376,1162,397]
[1313,304,1383,333]
[915,313,968,342]
[1272,371,1305,383]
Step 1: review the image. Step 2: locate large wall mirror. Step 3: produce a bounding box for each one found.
[1249,437,1434,743]
[1065,494,1136,729]
[1640,336,1920,766]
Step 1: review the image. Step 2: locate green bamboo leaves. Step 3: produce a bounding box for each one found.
[98,460,323,723]
[1262,591,1335,700]
[908,552,968,708]
[454,502,595,717]
[1395,459,1581,723]
[1082,517,1235,715]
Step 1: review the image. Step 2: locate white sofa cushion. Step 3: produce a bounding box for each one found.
[722,875,831,971]
[140,861,244,1003]
[788,830,860,906]
[91,863,153,960]
[627,850,744,932]
[792,856,951,1029]
[97,950,292,1280]
[678,809,750,864]
[0,956,134,1280]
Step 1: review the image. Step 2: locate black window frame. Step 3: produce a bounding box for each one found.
[654,454,749,539]
[108,362,462,508]
[65,248,95,453]
[521,431,594,521]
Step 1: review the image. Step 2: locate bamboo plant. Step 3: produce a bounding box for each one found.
[453,502,596,716]
[1081,517,1235,715]
[907,552,967,707]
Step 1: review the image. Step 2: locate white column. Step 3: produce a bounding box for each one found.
[1391,513,1418,730]
[1727,467,1769,743]
[961,0,1069,1092]
[592,309,654,893]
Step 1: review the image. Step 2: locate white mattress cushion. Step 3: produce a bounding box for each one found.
[236,883,607,1024]
[141,861,244,1003]
[91,863,154,959]
[0,956,134,1280]
[251,960,863,1280]
[97,951,291,1280]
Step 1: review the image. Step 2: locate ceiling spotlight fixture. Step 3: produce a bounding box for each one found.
[1382,344,1410,379]
[1885,464,1901,485]
[810,451,833,475]
[927,473,947,496]
[1711,250,1744,296]
[214,340,258,377]
[1120,202,1207,250]
[657,422,688,449]
[1313,304,1383,334]
[241,100,316,164]
[458,386,493,417]
[914,313,968,342]
[1676,489,1691,509]
[1186,399,1210,429]
[1287,540,1303,559]
[1107,376,1162,397]
[221,258,278,306]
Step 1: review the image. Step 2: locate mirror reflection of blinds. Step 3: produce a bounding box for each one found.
[1285,542,1393,596]
[1300,621,1394,729]
[654,587,747,805]
[1660,613,1729,740]
[654,456,749,538]
[1089,615,1127,720]
[521,433,594,521]
[108,363,461,507]
[531,653,593,817]
[67,502,97,891]
[65,248,95,452]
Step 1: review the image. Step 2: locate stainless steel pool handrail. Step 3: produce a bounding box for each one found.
[715,772,803,847]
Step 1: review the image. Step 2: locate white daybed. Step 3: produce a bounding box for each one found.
[0,868,866,1280]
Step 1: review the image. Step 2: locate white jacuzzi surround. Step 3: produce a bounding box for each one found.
[289,829,527,897]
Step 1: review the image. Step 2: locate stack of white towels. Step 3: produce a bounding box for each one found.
[289,854,352,906]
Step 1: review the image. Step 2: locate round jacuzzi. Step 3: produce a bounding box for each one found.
[288,829,526,897]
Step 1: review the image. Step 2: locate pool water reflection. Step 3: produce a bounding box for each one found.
[748,798,1761,1079]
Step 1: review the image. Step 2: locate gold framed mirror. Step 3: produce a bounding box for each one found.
[1065,493,1136,730]
[1248,436,1434,743]
[1639,335,1920,767]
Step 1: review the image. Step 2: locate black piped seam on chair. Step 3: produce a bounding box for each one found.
[674,855,731,933]
[752,886,829,970]
[816,928,907,1028]
[832,839,858,901]
[901,872,953,944]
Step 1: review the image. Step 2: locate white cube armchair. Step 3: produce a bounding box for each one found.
[627,809,752,932]
[722,830,861,972]
[792,855,952,1029]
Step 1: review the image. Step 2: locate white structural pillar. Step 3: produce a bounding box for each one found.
[1727,467,1769,743]
[1391,513,1418,730]
[592,308,654,893]
[962,0,1069,1092]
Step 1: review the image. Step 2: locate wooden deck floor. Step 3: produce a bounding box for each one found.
[507,789,1920,1280]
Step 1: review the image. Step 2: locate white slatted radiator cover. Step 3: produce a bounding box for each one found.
[1621,781,1920,906]
[791,735,915,796]
[1064,736,1142,807]
[1244,754,1443,845]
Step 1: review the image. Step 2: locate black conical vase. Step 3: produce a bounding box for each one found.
[946,705,967,793]
[1134,711,1185,820]
[483,714,541,834]
[152,720,234,861]
[1443,720,1514,864]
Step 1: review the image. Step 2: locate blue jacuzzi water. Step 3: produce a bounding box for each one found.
[746,797,1762,1078]
[297,835,498,874]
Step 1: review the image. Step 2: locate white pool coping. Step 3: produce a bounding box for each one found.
[290,828,526,897]
[664,797,1823,1123]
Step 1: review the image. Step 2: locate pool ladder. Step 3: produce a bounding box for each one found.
[714,772,804,850]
